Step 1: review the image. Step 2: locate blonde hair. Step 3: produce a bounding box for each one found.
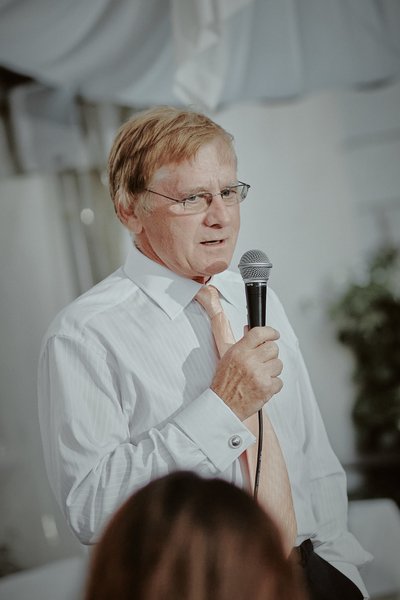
[108,106,236,213]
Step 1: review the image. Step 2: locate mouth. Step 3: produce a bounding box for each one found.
[200,239,226,246]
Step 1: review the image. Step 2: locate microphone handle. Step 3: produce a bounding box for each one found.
[245,282,267,329]
[244,281,268,500]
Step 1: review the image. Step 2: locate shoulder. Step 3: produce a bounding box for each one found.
[42,267,139,345]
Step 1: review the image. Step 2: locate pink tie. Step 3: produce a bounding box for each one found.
[195,284,297,555]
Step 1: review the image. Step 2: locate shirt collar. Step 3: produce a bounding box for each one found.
[210,270,243,309]
[123,243,242,319]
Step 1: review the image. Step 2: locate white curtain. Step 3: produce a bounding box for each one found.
[0,0,399,110]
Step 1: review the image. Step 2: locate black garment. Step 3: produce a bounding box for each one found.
[293,540,364,600]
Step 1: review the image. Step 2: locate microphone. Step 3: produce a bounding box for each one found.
[238,249,272,329]
[238,249,272,499]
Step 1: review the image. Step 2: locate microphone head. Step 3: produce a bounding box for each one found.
[238,249,272,283]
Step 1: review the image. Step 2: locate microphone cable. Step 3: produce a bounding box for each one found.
[253,409,263,500]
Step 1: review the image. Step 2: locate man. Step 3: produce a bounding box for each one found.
[38,106,371,599]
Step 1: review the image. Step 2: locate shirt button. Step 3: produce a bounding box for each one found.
[228,435,242,449]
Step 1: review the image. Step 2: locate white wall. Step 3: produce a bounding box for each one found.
[215,82,400,465]
[0,82,399,570]
[216,94,362,464]
[0,175,85,568]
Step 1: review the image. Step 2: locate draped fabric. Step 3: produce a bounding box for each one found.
[0,0,399,110]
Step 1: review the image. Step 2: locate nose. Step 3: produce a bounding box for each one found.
[203,194,232,227]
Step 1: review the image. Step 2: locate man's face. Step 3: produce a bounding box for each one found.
[126,139,240,283]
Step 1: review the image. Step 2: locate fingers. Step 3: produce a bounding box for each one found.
[239,327,280,363]
[265,357,283,378]
[233,327,281,366]
[211,325,284,421]
[268,374,284,397]
[242,326,280,348]
[257,340,280,363]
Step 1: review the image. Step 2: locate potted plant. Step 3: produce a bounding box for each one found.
[330,245,400,455]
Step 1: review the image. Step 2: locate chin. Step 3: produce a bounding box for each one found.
[191,261,229,283]
[203,259,230,276]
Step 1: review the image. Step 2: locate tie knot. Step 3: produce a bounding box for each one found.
[195,285,223,319]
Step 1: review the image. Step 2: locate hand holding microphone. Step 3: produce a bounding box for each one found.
[210,250,283,422]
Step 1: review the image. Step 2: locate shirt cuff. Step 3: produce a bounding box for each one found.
[174,388,256,472]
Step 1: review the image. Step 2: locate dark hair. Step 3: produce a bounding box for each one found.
[85,472,306,600]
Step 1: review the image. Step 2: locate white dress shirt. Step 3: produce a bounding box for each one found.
[38,243,372,596]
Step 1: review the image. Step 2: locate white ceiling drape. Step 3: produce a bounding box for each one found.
[0,0,399,110]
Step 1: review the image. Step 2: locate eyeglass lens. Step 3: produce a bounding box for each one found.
[179,184,248,213]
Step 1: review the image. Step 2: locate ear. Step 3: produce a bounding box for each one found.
[116,202,144,234]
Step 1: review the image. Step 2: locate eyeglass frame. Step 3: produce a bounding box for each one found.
[143,181,250,212]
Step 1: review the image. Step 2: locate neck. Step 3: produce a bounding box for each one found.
[133,240,212,285]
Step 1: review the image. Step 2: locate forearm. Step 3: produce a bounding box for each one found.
[54,395,252,543]
[38,333,256,543]
[58,416,219,544]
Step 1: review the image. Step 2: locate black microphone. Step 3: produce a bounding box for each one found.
[238,249,272,499]
[238,249,272,329]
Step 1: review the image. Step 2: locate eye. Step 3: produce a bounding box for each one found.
[184,194,200,205]
[220,187,235,199]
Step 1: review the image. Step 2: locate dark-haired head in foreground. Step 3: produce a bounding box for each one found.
[85,472,307,600]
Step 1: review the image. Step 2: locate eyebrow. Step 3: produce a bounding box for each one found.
[177,181,239,197]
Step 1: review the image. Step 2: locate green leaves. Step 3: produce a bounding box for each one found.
[329,246,400,452]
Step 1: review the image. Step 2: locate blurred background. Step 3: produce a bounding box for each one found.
[0,1,399,598]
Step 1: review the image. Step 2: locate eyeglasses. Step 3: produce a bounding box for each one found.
[144,181,250,214]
